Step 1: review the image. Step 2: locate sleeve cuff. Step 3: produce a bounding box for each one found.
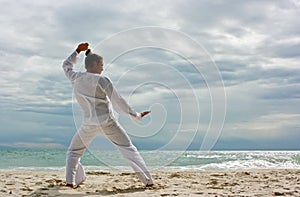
[132,112,142,122]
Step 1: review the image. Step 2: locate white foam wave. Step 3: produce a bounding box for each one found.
[200,159,300,170]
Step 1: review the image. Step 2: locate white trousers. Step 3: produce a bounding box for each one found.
[66,120,153,186]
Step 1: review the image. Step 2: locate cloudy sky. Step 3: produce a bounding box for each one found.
[0,0,299,150]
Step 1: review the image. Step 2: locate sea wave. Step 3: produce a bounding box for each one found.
[1,150,300,171]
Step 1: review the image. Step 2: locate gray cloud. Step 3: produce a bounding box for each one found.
[0,0,299,149]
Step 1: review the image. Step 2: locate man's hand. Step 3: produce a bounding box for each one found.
[141,111,151,118]
[76,43,89,53]
[132,111,150,122]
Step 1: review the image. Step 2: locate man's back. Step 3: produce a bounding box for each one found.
[73,72,114,125]
[63,49,139,126]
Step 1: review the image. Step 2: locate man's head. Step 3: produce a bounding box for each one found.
[85,52,104,74]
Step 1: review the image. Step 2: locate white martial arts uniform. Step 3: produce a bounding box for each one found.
[62,51,153,186]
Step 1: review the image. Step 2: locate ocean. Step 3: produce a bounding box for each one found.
[0,149,300,172]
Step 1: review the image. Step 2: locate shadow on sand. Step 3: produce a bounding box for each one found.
[27,179,162,197]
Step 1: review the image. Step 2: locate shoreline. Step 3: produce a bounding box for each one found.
[1,169,299,196]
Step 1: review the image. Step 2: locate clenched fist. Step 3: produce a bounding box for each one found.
[76,43,89,53]
[141,111,151,117]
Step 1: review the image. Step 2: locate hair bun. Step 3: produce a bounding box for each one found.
[85,49,92,56]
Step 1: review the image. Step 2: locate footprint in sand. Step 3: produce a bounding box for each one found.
[5,181,14,186]
[21,187,33,191]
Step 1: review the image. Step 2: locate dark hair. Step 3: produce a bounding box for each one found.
[84,49,103,68]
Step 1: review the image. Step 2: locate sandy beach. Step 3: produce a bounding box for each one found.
[0,169,299,197]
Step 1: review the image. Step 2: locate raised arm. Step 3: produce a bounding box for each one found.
[62,43,89,82]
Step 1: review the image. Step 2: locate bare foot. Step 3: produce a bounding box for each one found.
[66,183,78,189]
[146,183,154,187]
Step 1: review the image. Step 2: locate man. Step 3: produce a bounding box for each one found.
[62,43,153,188]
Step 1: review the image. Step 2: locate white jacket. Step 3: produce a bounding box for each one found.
[63,51,140,125]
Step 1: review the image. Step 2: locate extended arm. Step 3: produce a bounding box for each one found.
[99,77,150,120]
